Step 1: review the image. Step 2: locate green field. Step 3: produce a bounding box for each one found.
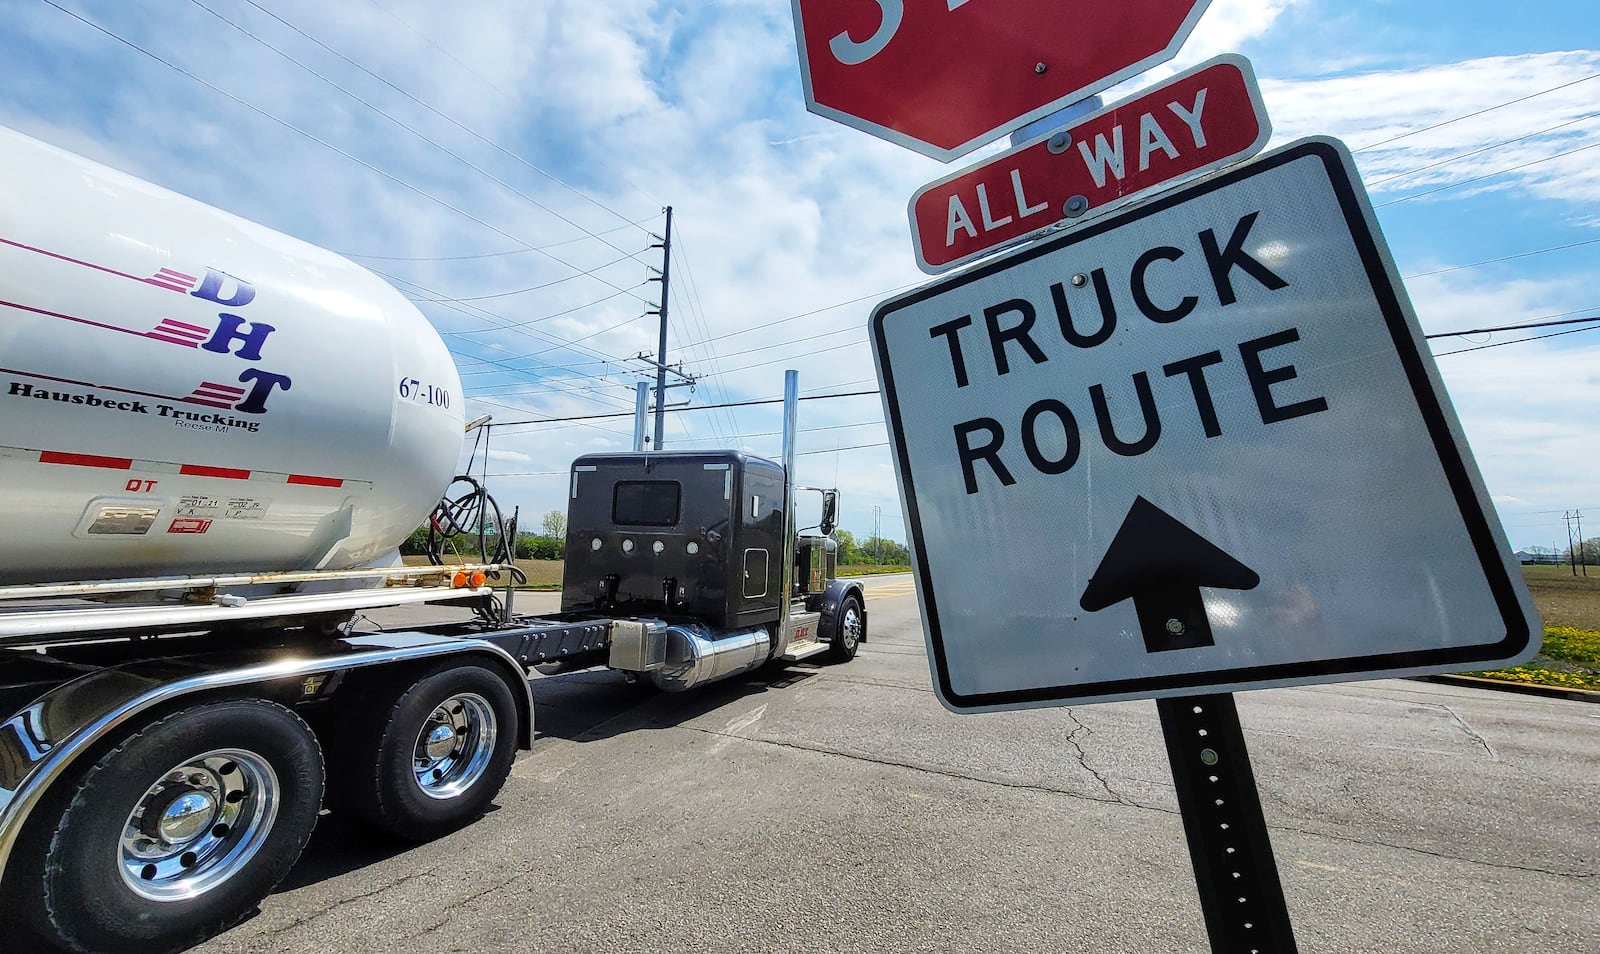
[1519,563,1600,630]
[1465,566,1600,691]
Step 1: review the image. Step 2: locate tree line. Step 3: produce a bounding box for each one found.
[401,511,911,567]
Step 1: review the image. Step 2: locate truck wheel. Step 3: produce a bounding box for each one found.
[340,662,518,841]
[828,593,864,662]
[18,699,323,954]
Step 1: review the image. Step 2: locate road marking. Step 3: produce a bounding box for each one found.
[723,702,769,736]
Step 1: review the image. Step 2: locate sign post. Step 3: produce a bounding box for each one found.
[871,137,1541,949]
[1158,693,1298,952]
[1083,496,1296,948]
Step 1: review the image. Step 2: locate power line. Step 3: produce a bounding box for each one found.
[678,283,921,349]
[1433,322,1600,355]
[42,1,635,309]
[442,284,647,337]
[658,420,886,445]
[468,326,873,400]
[253,0,644,231]
[340,218,654,262]
[1424,314,1600,340]
[483,438,890,478]
[467,397,633,441]
[355,0,662,222]
[489,388,882,429]
[185,0,653,301]
[1403,237,1600,280]
[687,324,862,364]
[1365,111,1600,188]
[469,318,656,390]
[1376,138,1600,208]
[372,267,640,375]
[712,337,868,375]
[1352,69,1600,153]
[478,324,866,396]
[408,251,648,303]
[799,441,888,457]
[668,228,743,442]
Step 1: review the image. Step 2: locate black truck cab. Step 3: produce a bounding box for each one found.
[561,451,788,629]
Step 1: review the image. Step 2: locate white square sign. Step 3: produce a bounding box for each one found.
[871,137,1541,712]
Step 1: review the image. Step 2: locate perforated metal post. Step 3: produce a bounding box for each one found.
[1157,692,1297,954]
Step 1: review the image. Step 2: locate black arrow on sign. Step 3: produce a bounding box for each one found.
[1079,496,1260,653]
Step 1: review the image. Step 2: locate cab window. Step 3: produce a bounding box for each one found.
[613,480,681,526]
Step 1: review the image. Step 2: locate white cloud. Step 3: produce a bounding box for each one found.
[3,0,1593,552]
[1261,51,1600,203]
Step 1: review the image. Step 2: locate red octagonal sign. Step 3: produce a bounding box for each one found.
[792,0,1213,161]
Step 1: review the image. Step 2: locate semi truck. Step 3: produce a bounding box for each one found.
[0,126,865,953]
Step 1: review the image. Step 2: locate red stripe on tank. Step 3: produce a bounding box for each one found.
[179,464,251,479]
[39,451,133,470]
[287,474,343,487]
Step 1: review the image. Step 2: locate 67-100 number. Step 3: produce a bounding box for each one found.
[398,378,450,408]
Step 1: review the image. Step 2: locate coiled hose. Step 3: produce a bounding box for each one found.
[426,475,527,585]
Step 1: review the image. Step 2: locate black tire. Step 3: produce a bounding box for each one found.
[16,699,323,954]
[337,662,519,841]
[828,593,864,663]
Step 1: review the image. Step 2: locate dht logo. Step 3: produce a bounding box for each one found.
[183,267,291,414]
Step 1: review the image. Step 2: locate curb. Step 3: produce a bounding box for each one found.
[1420,673,1600,704]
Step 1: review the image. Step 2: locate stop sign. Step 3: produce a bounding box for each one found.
[792,0,1213,161]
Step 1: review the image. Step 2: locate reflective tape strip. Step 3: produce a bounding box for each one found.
[39,451,132,470]
[178,464,250,480]
[4,445,356,490]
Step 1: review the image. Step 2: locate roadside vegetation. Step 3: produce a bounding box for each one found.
[1463,565,1600,691]
[402,517,1596,692]
[402,514,913,590]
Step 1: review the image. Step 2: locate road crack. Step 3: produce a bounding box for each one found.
[1439,704,1499,761]
[1274,825,1594,880]
[1062,707,1128,805]
[273,865,442,934]
[684,724,1169,814]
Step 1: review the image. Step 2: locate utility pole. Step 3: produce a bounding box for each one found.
[873,505,882,564]
[1566,511,1579,576]
[1579,510,1588,577]
[651,206,672,451]
[636,206,696,450]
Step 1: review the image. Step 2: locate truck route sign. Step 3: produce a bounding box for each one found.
[871,138,1541,711]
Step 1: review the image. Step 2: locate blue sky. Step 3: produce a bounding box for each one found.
[1,0,1596,554]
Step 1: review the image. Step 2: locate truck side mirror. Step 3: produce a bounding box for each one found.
[820,490,838,536]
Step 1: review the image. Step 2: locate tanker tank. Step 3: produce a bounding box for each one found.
[0,126,465,584]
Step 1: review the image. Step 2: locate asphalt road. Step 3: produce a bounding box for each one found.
[196,574,1599,954]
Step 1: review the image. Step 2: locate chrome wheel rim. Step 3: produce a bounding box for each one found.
[412,692,497,800]
[841,605,862,651]
[120,749,280,901]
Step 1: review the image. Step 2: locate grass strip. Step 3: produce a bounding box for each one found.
[1465,626,1600,691]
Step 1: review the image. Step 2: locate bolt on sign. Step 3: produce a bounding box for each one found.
[871,138,1541,712]
[909,55,1271,273]
[791,0,1214,161]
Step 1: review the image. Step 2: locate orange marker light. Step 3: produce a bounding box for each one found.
[470,570,487,587]
[452,571,469,588]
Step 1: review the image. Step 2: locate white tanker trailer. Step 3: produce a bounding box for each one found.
[0,128,866,954]
[0,125,461,584]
